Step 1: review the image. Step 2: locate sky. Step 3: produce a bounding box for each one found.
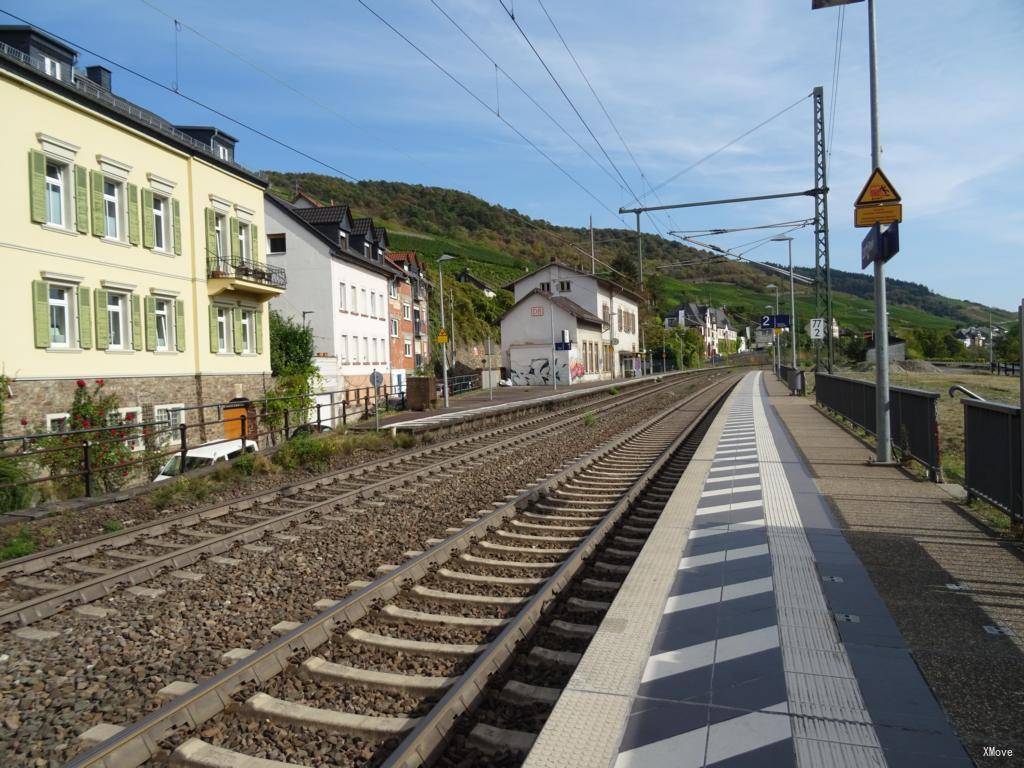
[7,0,1022,310]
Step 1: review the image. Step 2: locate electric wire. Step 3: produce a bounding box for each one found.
[827,6,846,159]
[0,8,361,182]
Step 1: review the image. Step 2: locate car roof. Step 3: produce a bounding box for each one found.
[184,439,251,458]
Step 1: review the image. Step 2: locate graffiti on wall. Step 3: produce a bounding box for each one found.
[569,360,585,383]
[510,357,571,386]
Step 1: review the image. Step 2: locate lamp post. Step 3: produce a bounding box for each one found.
[772,236,797,369]
[437,254,455,408]
[766,287,780,374]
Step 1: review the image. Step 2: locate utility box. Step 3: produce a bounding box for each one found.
[406,376,437,411]
[787,369,806,396]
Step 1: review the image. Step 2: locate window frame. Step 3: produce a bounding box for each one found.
[340,334,348,363]
[362,336,369,363]
[558,280,571,292]
[43,56,62,79]
[214,213,228,266]
[338,282,347,311]
[391,318,399,337]
[117,406,144,451]
[45,412,70,433]
[44,160,67,228]
[47,283,74,349]
[106,291,128,350]
[402,303,412,321]
[240,309,254,354]
[216,306,230,353]
[237,220,251,263]
[153,403,184,446]
[152,193,169,252]
[102,179,122,241]
[404,339,412,358]
[154,297,173,352]
[267,233,287,254]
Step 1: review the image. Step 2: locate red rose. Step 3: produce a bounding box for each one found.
[125,413,135,421]
[19,418,27,426]
[82,420,90,428]
[76,380,86,388]
[95,378,104,386]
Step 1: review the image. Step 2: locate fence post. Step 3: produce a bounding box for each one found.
[283,408,290,441]
[402,383,407,410]
[179,423,187,475]
[240,414,247,454]
[342,399,347,427]
[82,440,92,497]
[364,392,370,415]
[316,403,322,431]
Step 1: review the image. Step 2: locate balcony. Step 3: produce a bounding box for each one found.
[207,256,286,298]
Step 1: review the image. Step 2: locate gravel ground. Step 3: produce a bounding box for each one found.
[0,375,724,764]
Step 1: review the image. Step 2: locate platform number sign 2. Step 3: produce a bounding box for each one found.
[808,318,826,341]
[760,315,773,330]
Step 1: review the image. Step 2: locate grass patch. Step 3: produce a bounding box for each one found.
[0,527,36,561]
[101,519,123,533]
[609,386,620,395]
[582,410,598,428]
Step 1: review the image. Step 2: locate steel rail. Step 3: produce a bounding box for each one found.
[1,371,726,627]
[66,375,738,768]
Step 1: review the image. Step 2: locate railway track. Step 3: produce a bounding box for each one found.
[0,370,728,629]
[65,373,737,768]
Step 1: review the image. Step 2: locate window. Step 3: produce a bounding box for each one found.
[617,308,623,331]
[154,404,184,445]
[103,180,120,240]
[43,56,61,79]
[391,318,399,337]
[155,298,172,351]
[404,340,412,357]
[48,284,73,348]
[107,293,127,350]
[117,407,144,451]
[45,162,65,227]
[602,304,610,323]
[338,282,347,311]
[360,289,367,314]
[238,221,251,262]
[46,412,70,433]
[539,282,551,293]
[362,336,369,363]
[216,307,230,353]
[152,195,168,251]
[214,213,227,266]
[389,281,397,299]
[216,144,232,161]
[369,292,376,317]
[339,231,348,248]
[363,242,370,258]
[350,286,357,313]
[340,335,348,363]
[268,233,287,254]
[402,303,411,321]
[240,310,254,354]
[558,280,571,292]
[372,338,378,364]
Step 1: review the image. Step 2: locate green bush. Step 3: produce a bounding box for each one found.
[0,527,35,561]
[180,477,214,504]
[609,387,620,395]
[392,432,415,450]
[274,434,335,471]
[582,410,597,428]
[234,453,257,476]
[0,457,33,513]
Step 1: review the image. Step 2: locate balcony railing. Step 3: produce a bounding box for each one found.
[208,256,287,289]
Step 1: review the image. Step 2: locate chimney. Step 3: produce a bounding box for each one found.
[85,65,112,91]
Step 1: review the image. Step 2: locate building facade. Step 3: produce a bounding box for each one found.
[501,262,641,383]
[0,27,280,436]
[264,196,396,396]
[664,303,739,357]
[388,252,431,370]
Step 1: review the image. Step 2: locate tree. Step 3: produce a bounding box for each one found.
[995,323,1021,363]
[269,311,316,377]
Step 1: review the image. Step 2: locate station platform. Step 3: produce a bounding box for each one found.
[525,371,974,768]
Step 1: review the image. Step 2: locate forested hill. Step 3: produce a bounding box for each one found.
[265,171,1011,331]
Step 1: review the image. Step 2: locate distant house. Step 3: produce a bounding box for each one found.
[456,268,496,298]
[388,252,432,371]
[500,261,642,384]
[954,326,987,348]
[664,302,738,357]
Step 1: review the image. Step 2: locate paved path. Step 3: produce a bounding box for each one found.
[526,371,976,768]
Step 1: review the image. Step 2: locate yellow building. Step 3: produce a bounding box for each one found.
[0,27,284,437]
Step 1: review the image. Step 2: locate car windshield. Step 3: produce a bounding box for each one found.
[159,454,214,477]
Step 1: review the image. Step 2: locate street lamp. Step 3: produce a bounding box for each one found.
[771,236,797,370]
[437,254,455,408]
[766,287,780,374]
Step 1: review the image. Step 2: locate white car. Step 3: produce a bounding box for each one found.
[154,439,258,482]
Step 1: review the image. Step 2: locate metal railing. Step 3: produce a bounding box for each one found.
[962,398,1021,522]
[815,372,943,481]
[438,373,481,397]
[207,256,287,289]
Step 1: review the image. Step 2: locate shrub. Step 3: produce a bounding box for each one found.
[609,386,620,395]
[0,457,33,513]
[274,434,335,471]
[180,478,214,504]
[582,410,597,428]
[392,432,415,450]
[0,527,35,561]
[101,519,123,533]
[234,453,257,476]
[149,482,180,511]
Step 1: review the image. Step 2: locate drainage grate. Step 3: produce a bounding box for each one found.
[821,575,844,583]
[834,613,860,623]
[945,582,971,592]
[983,624,1016,637]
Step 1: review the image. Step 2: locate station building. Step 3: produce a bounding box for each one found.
[0,26,280,436]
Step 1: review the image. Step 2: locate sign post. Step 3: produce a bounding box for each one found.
[370,369,384,431]
[808,318,826,342]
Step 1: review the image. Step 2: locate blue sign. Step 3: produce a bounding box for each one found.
[861,221,900,269]
[760,315,790,329]
[554,342,572,351]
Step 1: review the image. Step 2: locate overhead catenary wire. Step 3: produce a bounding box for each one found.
[0,8,362,182]
[826,6,846,158]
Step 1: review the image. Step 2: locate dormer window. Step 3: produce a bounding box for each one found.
[215,143,233,162]
[363,242,370,258]
[43,56,62,79]
[339,230,348,247]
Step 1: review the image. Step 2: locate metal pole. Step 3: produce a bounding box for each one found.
[869,0,891,463]
[636,212,643,286]
[775,290,780,376]
[439,265,449,408]
[549,269,557,391]
[487,336,494,401]
[789,239,797,370]
[449,287,456,366]
[1018,300,1023,521]
[590,215,595,275]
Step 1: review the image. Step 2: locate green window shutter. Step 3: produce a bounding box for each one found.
[144,296,157,351]
[90,171,105,237]
[204,207,217,264]
[232,308,243,354]
[229,216,240,264]
[171,199,182,256]
[32,280,49,347]
[208,304,219,353]
[94,289,109,350]
[127,183,140,245]
[29,150,47,223]
[131,294,143,351]
[251,223,259,262]
[175,299,186,352]
[74,166,89,234]
[255,310,263,354]
[141,188,155,249]
[77,287,93,349]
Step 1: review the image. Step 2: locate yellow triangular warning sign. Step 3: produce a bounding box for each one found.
[856,167,901,205]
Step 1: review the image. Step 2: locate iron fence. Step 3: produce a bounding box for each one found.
[962,399,1021,522]
[815,372,943,481]
[207,256,287,289]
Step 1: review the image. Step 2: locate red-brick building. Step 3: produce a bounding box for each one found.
[386,252,431,388]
